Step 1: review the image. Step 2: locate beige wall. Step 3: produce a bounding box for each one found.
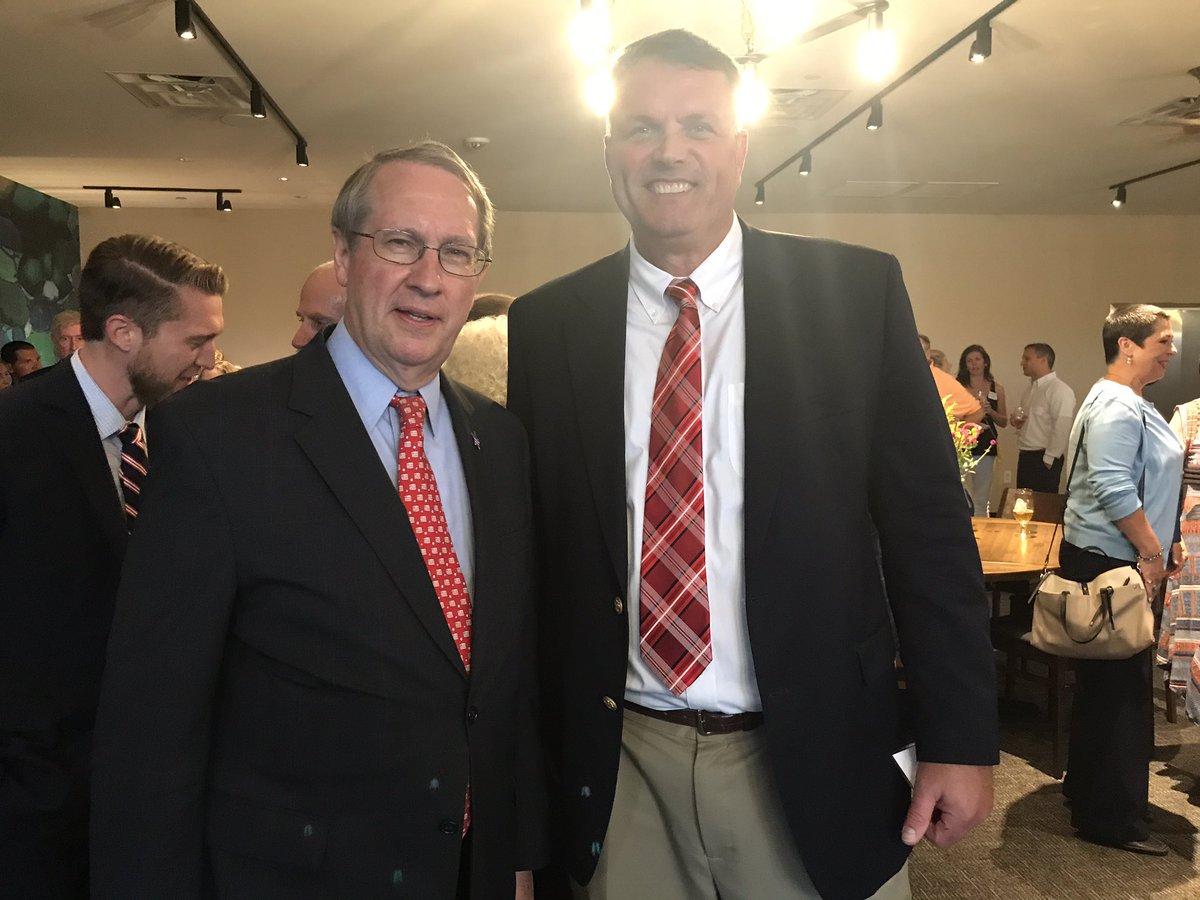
[80,207,1200,500]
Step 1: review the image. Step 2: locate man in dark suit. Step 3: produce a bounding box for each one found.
[91,142,545,899]
[0,234,226,899]
[507,30,997,900]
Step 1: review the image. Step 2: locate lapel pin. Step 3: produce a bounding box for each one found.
[471,431,481,450]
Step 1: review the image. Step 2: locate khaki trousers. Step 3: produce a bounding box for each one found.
[573,708,911,900]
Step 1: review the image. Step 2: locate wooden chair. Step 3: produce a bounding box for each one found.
[990,489,1072,778]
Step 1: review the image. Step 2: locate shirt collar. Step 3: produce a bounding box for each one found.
[1033,371,1058,388]
[628,216,743,323]
[71,351,144,441]
[326,323,443,434]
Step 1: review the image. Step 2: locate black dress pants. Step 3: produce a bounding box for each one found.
[1058,542,1154,844]
[1017,449,1064,493]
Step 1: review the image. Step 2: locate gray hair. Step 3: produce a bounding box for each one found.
[330,141,495,258]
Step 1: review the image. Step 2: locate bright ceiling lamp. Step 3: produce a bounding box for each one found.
[857,9,897,82]
[745,0,817,54]
[569,1,612,67]
[583,67,615,117]
[735,58,771,128]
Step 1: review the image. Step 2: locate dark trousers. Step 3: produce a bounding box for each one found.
[1018,449,1064,493]
[1058,542,1154,843]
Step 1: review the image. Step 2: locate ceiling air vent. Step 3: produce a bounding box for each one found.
[107,72,250,112]
[757,88,850,128]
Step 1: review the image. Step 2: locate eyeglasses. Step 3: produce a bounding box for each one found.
[350,229,490,277]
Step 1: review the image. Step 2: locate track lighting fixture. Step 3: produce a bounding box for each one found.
[1111,185,1126,208]
[969,22,992,62]
[798,151,812,176]
[172,2,310,164]
[866,100,883,131]
[250,82,266,119]
[175,0,195,40]
[754,183,765,205]
[1106,155,1200,209]
[87,185,241,210]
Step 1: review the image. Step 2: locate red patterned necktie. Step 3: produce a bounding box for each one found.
[391,393,472,833]
[117,422,148,531]
[639,277,711,695]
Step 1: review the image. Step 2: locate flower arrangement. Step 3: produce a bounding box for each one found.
[942,395,995,481]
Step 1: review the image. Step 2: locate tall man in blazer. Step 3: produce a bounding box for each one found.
[91,143,545,899]
[0,234,226,899]
[507,30,997,900]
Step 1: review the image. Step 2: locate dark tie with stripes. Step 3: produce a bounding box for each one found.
[117,422,148,530]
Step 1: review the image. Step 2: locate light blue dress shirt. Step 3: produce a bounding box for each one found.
[326,324,475,593]
[71,351,146,503]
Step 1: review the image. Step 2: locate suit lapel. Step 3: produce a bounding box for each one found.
[289,343,467,677]
[742,223,803,574]
[564,248,631,590]
[41,363,128,558]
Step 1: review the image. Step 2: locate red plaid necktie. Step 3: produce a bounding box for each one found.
[391,393,472,833]
[117,422,148,531]
[639,277,711,695]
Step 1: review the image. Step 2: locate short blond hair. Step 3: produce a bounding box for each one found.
[442,315,508,406]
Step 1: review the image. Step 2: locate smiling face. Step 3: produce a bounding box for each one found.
[1124,318,1176,387]
[334,161,483,391]
[605,59,748,274]
[127,286,224,406]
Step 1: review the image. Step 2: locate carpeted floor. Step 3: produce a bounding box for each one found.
[909,685,1200,898]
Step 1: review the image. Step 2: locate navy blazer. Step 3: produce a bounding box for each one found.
[91,336,547,899]
[508,222,997,900]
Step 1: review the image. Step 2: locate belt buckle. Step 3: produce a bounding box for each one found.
[696,710,719,736]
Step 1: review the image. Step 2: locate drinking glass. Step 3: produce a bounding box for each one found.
[1011,488,1034,536]
[1011,405,1027,429]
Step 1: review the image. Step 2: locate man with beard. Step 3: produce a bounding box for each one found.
[0,233,225,898]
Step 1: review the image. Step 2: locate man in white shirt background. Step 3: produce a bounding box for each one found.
[1013,342,1076,492]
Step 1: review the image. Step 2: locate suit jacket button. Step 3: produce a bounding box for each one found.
[466,706,479,724]
[439,820,459,835]
[613,597,624,614]
[602,696,617,711]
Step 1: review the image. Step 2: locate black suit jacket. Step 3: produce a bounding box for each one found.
[507,222,998,900]
[91,337,546,899]
[0,360,127,897]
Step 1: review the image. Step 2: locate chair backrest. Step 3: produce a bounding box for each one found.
[997,487,1067,524]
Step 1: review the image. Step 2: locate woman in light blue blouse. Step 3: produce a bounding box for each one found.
[1060,304,1184,857]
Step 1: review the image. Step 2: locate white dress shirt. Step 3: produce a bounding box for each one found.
[71,351,146,503]
[327,324,475,594]
[623,217,760,714]
[1017,371,1077,466]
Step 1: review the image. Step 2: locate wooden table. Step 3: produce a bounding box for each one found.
[972,516,1061,578]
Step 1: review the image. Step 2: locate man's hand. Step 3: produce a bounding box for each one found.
[900,762,993,849]
[516,870,534,900]
[1166,541,1187,580]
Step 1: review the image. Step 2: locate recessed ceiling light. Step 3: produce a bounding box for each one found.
[278,176,289,182]
[293,194,306,199]
[178,157,193,162]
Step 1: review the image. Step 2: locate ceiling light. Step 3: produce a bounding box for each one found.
[866,100,883,131]
[856,10,897,82]
[798,151,812,176]
[745,0,818,55]
[278,176,289,182]
[569,1,612,66]
[1112,185,1127,208]
[250,82,266,118]
[583,67,615,117]
[104,189,121,210]
[296,141,309,167]
[754,183,765,205]
[216,191,232,212]
[174,0,195,40]
[735,58,771,128]
[969,22,992,63]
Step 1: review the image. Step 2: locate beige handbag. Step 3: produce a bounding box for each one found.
[1031,566,1154,659]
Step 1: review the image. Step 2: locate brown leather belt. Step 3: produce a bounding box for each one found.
[624,700,763,736]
